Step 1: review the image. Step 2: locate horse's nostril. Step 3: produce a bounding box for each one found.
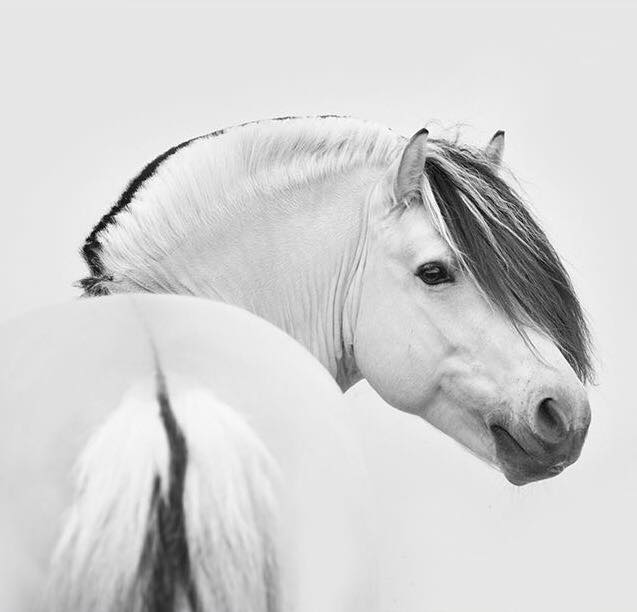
[535,398,568,444]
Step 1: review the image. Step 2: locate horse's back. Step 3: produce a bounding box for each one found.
[0,294,378,611]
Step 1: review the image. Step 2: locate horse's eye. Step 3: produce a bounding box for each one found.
[416,262,454,286]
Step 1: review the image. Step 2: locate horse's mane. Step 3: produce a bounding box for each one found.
[79,115,592,382]
[80,115,403,291]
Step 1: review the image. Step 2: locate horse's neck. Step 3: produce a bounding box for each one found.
[140,167,382,389]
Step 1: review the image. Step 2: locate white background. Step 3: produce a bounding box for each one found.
[0,1,634,610]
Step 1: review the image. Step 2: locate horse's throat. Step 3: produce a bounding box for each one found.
[194,180,371,388]
[221,214,365,389]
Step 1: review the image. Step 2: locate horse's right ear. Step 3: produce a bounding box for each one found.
[394,128,429,206]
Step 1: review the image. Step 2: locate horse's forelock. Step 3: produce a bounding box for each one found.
[421,140,593,383]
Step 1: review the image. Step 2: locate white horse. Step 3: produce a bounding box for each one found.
[0,295,378,612]
[80,115,593,485]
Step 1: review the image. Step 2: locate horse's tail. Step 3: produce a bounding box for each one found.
[48,370,281,612]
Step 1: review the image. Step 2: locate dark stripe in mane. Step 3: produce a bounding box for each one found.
[80,115,348,291]
[424,141,593,382]
[82,136,201,279]
[140,368,198,612]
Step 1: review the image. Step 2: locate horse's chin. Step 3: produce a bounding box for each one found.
[501,464,566,486]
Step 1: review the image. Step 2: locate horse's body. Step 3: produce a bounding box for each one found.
[0,295,377,612]
[81,115,593,485]
[1,115,595,611]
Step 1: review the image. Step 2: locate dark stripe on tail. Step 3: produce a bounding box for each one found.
[141,368,198,612]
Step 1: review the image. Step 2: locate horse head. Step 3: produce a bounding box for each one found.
[354,127,592,485]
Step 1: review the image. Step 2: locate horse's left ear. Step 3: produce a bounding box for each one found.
[485,130,505,166]
[394,128,429,206]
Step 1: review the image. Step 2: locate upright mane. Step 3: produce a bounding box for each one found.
[79,116,592,382]
[80,115,403,294]
[421,139,593,382]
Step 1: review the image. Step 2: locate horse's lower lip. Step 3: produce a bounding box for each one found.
[548,463,565,475]
[490,424,532,458]
[490,424,564,485]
